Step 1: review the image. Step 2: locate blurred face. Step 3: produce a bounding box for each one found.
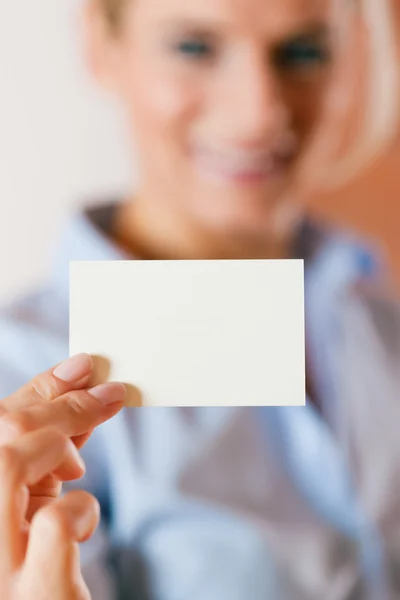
[91,0,335,239]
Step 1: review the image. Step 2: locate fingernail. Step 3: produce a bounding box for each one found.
[88,382,126,405]
[53,354,93,382]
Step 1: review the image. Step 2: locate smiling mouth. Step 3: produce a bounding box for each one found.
[192,145,295,184]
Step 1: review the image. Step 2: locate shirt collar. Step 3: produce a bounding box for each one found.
[51,203,131,301]
[50,201,379,304]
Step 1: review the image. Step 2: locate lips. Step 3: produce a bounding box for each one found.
[192,143,295,184]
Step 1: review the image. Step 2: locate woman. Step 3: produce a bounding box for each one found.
[1,0,399,598]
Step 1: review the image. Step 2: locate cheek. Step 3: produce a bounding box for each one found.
[281,78,329,140]
[122,60,199,155]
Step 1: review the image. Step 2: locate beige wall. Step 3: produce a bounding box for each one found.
[0,0,131,302]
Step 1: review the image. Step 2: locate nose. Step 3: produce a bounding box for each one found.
[213,49,290,147]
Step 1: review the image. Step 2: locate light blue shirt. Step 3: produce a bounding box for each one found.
[0,205,381,599]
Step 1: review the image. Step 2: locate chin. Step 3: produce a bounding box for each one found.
[191,185,287,238]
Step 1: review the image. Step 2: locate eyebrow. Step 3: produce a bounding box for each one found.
[157,18,332,43]
[270,23,332,49]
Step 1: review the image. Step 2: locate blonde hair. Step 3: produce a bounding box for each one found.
[346,0,399,181]
[300,0,399,188]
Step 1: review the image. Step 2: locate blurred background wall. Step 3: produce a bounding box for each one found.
[0,0,399,302]
[0,0,132,302]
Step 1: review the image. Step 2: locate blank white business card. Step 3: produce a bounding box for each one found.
[69,260,305,407]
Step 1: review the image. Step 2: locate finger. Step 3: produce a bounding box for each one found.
[25,478,63,522]
[71,428,94,450]
[0,428,80,573]
[1,354,94,412]
[30,490,100,546]
[25,491,100,581]
[0,382,126,451]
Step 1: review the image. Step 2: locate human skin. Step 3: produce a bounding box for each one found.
[84,0,337,260]
[84,0,399,281]
[0,354,126,600]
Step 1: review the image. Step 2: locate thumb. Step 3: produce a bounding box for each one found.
[22,491,99,598]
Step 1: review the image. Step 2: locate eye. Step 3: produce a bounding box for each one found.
[273,38,331,72]
[175,38,214,60]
